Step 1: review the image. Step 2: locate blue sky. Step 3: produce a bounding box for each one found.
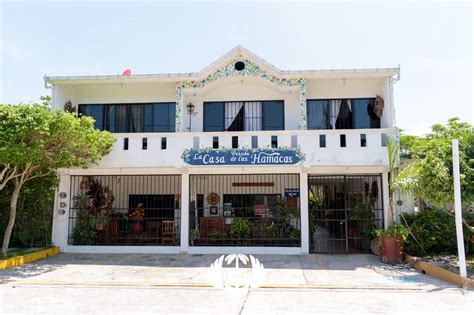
[1,1,472,135]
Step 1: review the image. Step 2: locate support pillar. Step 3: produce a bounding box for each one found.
[180,172,190,253]
[299,172,309,254]
[52,172,70,250]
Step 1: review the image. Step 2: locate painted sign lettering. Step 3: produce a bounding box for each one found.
[181,148,305,166]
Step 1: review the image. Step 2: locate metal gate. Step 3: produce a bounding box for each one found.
[308,175,383,254]
[189,174,301,247]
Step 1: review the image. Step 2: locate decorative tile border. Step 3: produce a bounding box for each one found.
[176,59,307,131]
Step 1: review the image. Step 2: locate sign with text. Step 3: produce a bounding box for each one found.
[182,148,304,166]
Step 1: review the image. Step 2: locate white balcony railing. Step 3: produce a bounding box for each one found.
[97,128,397,169]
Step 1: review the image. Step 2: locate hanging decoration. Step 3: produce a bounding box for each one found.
[207,192,220,206]
[176,59,307,131]
[374,95,384,117]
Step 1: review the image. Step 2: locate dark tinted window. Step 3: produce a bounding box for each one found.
[319,135,326,148]
[307,100,330,130]
[79,103,175,133]
[204,102,225,131]
[251,136,258,148]
[232,136,238,148]
[360,134,367,147]
[352,98,380,129]
[161,137,167,150]
[123,138,129,150]
[78,104,104,130]
[340,134,346,147]
[153,103,176,132]
[262,101,284,130]
[213,136,219,149]
[271,135,278,148]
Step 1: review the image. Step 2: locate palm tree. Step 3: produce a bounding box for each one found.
[387,137,419,225]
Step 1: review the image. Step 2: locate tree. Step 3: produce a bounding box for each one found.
[0,98,115,256]
[399,118,474,210]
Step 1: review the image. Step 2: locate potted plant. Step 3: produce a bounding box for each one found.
[208,230,223,245]
[229,218,252,245]
[375,224,409,264]
[350,202,377,251]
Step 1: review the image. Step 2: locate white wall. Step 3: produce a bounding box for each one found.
[182,78,300,131]
[93,128,395,169]
[54,83,176,110]
[52,75,394,131]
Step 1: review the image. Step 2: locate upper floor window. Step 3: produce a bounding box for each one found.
[307,98,380,130]
[203,101,284,132]
[78,103,176,133]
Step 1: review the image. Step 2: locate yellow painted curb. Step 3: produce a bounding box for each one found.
[0,247,60,270]
[405,254,474,289]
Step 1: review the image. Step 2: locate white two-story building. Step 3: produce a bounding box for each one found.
[46,46,399,255]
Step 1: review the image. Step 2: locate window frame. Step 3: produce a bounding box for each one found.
[78,102,176,133]
[306,97,380,130]
[203,100,285,132]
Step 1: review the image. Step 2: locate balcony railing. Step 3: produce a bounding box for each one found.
[95,128,397,168]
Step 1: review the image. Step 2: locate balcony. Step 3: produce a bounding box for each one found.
[96,128,396,169]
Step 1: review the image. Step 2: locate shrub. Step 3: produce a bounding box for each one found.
[229,218,252,239]
[402,209,472,256]
[0,174,56,248]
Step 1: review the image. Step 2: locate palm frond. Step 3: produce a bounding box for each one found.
[391,161,420,195]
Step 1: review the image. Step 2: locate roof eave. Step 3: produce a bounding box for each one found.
[45,67,399,85]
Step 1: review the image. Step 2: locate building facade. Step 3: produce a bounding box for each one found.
[46,46,399,255]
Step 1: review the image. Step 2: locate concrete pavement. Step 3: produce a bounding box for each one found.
[1,253,472,314]
[1,286,472,314]
[0,253,459,290]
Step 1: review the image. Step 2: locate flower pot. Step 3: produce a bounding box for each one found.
[379,236,404,264]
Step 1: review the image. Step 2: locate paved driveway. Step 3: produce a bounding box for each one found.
[0,253,458,291]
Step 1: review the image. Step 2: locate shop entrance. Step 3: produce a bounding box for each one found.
[189,174,301,247]
[308,175,383,254]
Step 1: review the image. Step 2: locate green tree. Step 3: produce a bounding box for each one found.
[399,118,474,209]
[0,97,115,256]
[0,173,57,248]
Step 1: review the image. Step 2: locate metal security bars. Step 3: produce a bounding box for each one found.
[308,175,383,254]
[189,174,301,247]
[68,175,181,246]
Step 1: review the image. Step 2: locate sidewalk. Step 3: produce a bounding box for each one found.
[0,253,459,291]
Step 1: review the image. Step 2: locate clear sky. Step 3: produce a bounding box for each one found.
[1,0,472,135]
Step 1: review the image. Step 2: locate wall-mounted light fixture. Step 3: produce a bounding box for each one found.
[187,103,198,132]
[187,103,195,114]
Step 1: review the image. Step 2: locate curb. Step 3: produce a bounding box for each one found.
[405,254,473,289]
[0,247,60,270]
[0,280,422,291]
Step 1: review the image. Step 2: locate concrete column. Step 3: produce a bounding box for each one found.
[382,172,390,228]
[180,172,190,252]
[299,172,309,254]
[52,173,70,250]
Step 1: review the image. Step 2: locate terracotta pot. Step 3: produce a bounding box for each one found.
[133,222,143,236]
[379,236,404,264]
